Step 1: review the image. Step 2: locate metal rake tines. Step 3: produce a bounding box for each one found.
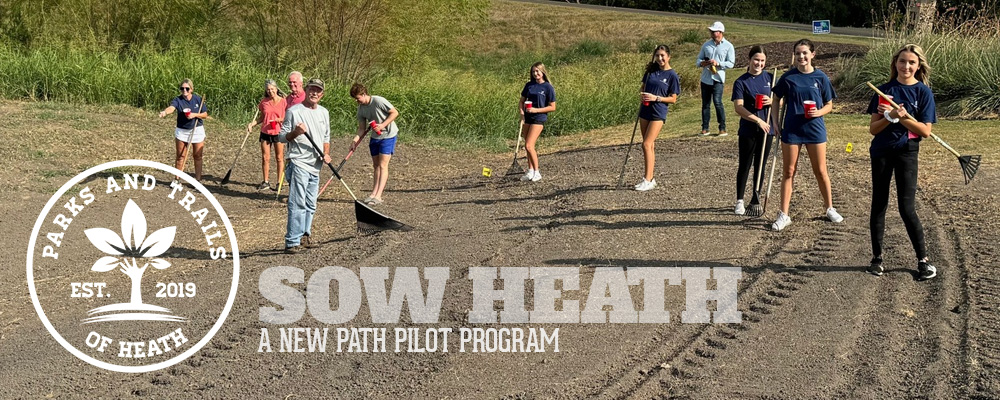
[505,161,524,176]
[960,155,981,185]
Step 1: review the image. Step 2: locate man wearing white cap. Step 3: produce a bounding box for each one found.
[697,21,736,136]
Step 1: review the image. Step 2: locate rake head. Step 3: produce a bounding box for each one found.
[959,155,981,185]
[354,201,413,235]
[505,160,524,176]
[744,203,764,218]
[220,170,233,185]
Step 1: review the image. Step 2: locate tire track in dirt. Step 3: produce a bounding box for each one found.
[620,188,854,399]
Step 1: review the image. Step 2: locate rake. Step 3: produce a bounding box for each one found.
[301,131,413,234]
[616,72,649,189]
[318,121,377,197]
[220,108,259,185]
[745,68,779,218]
[866,82,980,184]
[506,120,525,176]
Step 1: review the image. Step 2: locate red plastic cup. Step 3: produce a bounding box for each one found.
[755,94,766,109]
[183,108,191,118]
[803,101,816,119]
[643,100,650,106]
[524,101,532,111]
[370,120,380,135]
[270,121,279,131]
[878,95,893,108]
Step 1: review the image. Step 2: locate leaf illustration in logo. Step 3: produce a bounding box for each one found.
[84,228,125,256]
[149,258,171,270]
[91,256,120,272]
[122,199,147,251]
[139,226,176,258]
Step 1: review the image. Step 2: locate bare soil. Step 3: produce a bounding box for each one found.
[1,90,998,399]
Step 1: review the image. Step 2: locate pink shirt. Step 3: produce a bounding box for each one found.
[285,91,305,109]
[258,97,287,135]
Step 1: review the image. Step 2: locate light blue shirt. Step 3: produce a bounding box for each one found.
[278,103,330,176]
[696,38,736,84]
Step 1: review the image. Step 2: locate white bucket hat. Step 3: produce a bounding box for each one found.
[708,21,725,32]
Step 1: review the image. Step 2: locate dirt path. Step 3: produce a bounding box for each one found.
[0,100,996,398]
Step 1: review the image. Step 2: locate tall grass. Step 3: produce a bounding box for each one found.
[836,13,1000,118]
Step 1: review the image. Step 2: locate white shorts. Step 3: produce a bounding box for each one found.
[174,126,206,144]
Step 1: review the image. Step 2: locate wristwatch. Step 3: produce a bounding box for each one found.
[883,110,900,123]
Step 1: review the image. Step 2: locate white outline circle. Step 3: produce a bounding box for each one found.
[26,160,240,373]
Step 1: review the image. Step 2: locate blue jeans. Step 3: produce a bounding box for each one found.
[701,81,726,132]
[284,162,319,248]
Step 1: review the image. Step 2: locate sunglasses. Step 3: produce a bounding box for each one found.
[179,87,191,92]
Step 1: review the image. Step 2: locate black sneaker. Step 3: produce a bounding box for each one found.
[284,245,301,254]
[258,181,271,191]
[917,261,937,281]
[868,257,884,276]
[302,234,321,249]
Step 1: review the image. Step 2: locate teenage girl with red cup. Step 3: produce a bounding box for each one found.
[731,45,774,215]
[247,79,287,191]
[771,39,842,231]
[866,44,938,281]
[518,62,557,182]
[634,44,680,192]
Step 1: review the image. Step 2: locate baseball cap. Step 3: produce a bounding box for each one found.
[305,78,324,90]
[708,21,725,32]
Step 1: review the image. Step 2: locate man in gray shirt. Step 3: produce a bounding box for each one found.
[278,78,331,253]
[350,83,400,206]
[697,21,736,136]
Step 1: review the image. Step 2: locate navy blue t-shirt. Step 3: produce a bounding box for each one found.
[170,94,207,129]
[521,81,556,124]
[639,69,681,121]
[731,71,774,136]
[773,68,835,144]
[866,80,936,157]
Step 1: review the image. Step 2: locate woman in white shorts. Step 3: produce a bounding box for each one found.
[159,78,209,181]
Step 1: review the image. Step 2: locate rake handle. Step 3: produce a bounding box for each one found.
[226,108,259,172]
[865,81,962,159]
[301,130,358,201]
[178,94,206,172]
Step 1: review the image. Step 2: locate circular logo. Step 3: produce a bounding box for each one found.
[26,160,240,373]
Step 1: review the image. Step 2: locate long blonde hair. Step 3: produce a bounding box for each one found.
[529,62,550,83]
[890,44,931,85]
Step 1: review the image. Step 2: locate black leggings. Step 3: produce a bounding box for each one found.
[870,141,926,260]
[736,131,774,200]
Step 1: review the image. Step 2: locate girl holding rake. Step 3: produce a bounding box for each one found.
[731,45,774,215]
[866,44,937,281]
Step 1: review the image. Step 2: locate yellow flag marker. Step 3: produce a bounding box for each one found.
[846,142,853,153]
[482,167,492,177]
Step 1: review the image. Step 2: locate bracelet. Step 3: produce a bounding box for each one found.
[883,110,900,123]
[655,96,660,103]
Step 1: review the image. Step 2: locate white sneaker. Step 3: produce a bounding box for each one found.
[635,179,657,191]
[734,200,745,215]
[531,170,542,182]
[772,211,791,231]
[826,207,844,223]
[521,169,536,181]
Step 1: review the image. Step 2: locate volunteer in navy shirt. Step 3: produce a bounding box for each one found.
[633,44,680,192]
[730,45,774,215]
[865,44,938,281]
[770,39,843,231]
[517,62,557,182]
[158,78,209,181]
